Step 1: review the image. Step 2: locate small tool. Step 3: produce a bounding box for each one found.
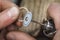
[32,19,56,37]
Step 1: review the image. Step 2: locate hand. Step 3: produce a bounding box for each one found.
[0,0,19,29]
[0,0,36,40]
[48,3,60,40]
[48,3,60,30]
[1,0,60,40]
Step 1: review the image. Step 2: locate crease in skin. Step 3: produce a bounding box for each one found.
[0,7,19,29]
[0,0,19,29]
[7,7,19,19]
[7,32,36,40]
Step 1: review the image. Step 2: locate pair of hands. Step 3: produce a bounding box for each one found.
[0,0,60,40]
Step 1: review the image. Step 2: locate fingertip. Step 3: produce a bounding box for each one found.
[0,7,19,29]
[6,32,15,40]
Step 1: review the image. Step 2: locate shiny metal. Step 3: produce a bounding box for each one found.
[32,19,56,37]
[42,19,56,37]
[43,30,56,37]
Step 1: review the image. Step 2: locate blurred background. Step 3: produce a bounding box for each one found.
[7,0,60,40]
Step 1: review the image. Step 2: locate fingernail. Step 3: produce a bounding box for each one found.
[7,33,16,40]
[7,7,19,19]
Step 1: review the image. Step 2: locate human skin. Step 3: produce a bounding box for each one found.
[1,0,60,40]
[48,3,60,40]
[7,3,60,40]
[0,0,36,40]
[0,0,19,29]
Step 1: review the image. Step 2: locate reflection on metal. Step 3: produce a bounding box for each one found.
[42,19,56,37]
[24,12,56,38]
[32,19,56,37]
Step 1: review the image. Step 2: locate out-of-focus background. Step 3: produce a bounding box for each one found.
[9,0,60,40]
[19,0,60,36]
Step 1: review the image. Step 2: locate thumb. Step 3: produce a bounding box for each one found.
[0,7,19,29]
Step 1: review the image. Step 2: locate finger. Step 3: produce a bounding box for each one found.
[0,0,17,10]
[48,3,60,30]
[0,0,19,29]
[0,7,19,29]
[48,3,60,19]
[6,24,17,31]
[6,31,36,40]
